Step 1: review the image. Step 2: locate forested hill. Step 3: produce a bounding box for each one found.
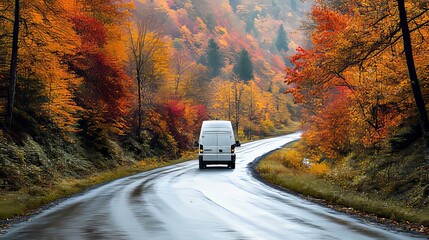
[0,0,311,190]
[128,0,313,105]
[131,0,312,75]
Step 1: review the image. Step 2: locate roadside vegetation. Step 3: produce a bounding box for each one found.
[256,140,429,231]
[0,152,196,220]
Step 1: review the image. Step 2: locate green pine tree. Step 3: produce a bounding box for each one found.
[271,0,281,18]
[206,38,224,78]
[233,48,253,82]
[291,0,297,11]
[229,0,241,12]
[275,24,289,52]
[245,15,255,33]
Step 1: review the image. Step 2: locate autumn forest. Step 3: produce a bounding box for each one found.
[0,0,428,225]
[0,0,311,189]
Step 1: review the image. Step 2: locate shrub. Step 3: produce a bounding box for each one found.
[279,149,303,169]
[309,162,330,176]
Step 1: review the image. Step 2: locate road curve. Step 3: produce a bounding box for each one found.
[2,132,426,240]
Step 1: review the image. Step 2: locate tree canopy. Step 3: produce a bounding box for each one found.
[233,48,254,82]
[275,24,288,52]
[206,38,224,78]
[285,0,429,159]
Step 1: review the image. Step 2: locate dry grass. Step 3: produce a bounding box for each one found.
[256,144,429,226]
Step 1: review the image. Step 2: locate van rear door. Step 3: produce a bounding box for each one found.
[217,132,232,161]
[202,131,232,161]
[202,132,217,161]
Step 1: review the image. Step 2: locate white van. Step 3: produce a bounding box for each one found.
[196,120,240,169]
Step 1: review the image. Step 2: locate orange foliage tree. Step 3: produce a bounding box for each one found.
[286,0,429,158]
[1,0,83,132]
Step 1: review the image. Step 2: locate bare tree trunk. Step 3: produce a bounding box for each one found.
[137,74,142,141]
[174,54,181,96]
[397,0,429,148]
[228,88,231,121]
[233,77,242,136]
[129,11,162,141]
[6,0,19,128]
[249,83,253,140]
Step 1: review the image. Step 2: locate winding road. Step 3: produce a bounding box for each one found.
[2,133,426,239]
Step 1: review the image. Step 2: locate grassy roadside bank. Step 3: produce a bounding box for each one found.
[0,153,196,221]
[255,142,429,234]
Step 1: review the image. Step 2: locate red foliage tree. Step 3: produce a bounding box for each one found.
[69,14,132,136]
[161,99,208,150]
[71,14,107,48]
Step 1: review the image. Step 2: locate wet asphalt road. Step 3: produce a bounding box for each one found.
[2,132,426,239]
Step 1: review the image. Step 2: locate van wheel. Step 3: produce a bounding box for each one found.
[199,157,204,169]
[230,156,236,169]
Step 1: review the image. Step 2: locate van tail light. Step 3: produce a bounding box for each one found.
[199,144,203,153]
[231,144,235,153]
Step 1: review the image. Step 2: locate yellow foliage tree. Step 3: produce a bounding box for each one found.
[128,11,171,139]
